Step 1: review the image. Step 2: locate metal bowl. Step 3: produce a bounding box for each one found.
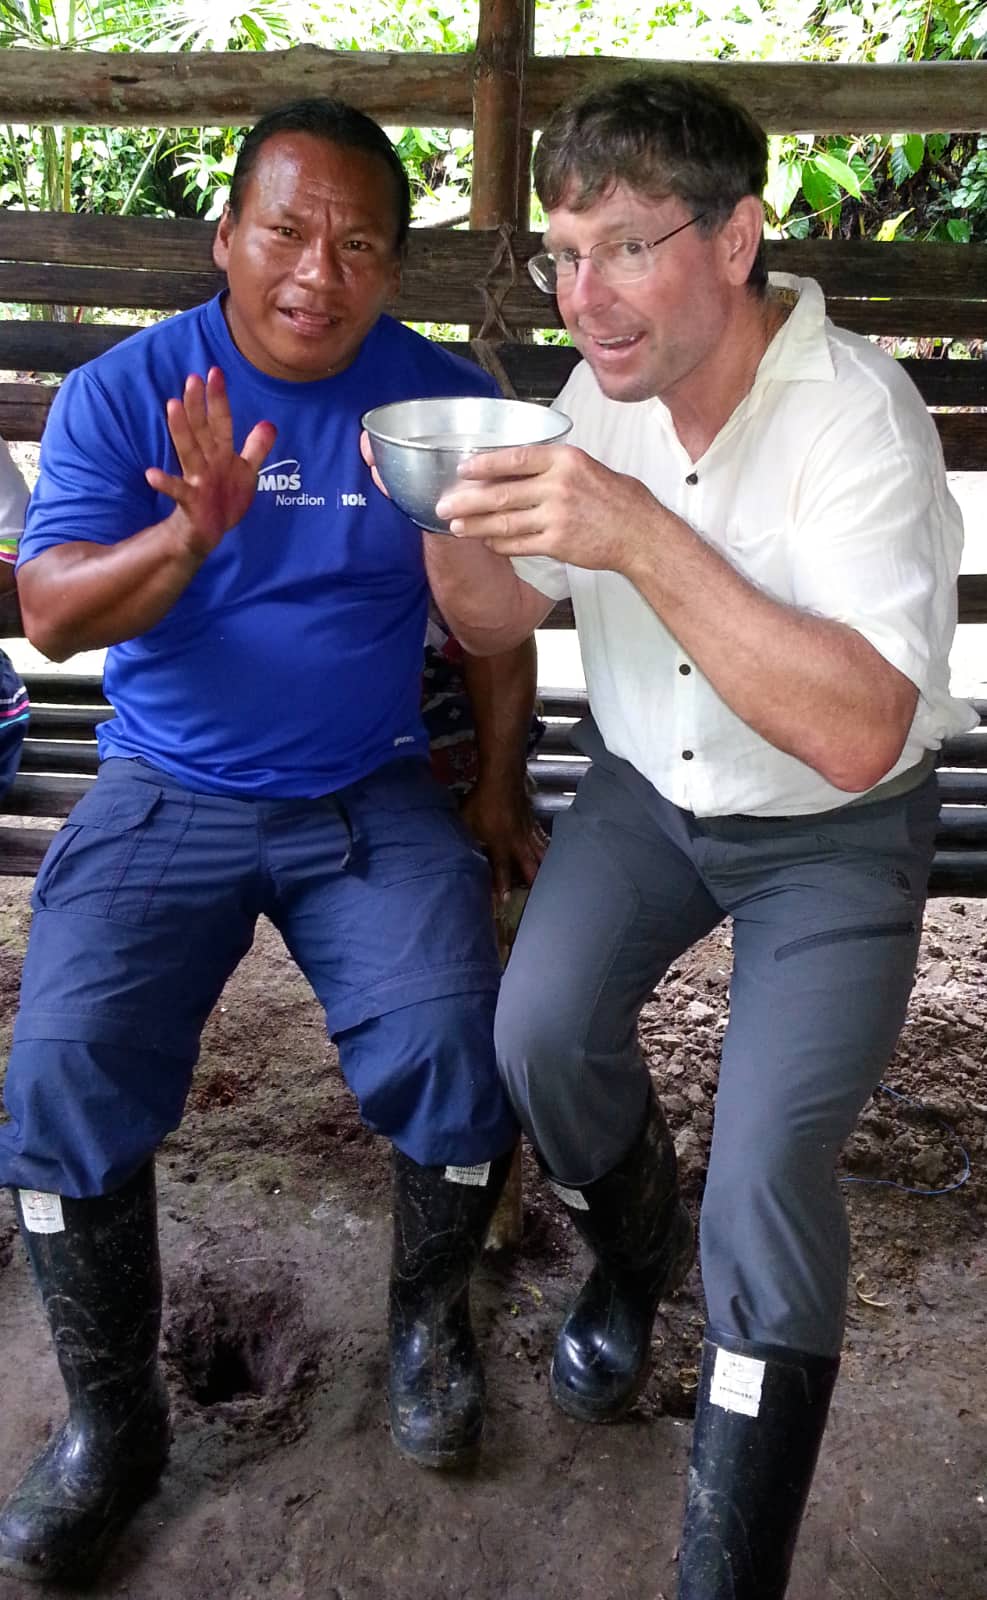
[361,395,572,534]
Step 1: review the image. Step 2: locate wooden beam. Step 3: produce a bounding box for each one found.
[524,59,987,135]
[0,46,475,128]
[0,51,984,134]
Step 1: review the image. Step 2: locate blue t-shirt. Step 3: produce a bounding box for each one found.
[20,298,497,797]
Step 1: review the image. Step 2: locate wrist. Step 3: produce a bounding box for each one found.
[161,507,214,568]
[623,500,687,591]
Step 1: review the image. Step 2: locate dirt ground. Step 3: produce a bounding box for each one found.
[0,876,984,1600]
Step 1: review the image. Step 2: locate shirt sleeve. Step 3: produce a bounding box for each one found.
[17,365,161,570]
[788,390,962,699]
[509,551,572,600]
[0,435,29,564]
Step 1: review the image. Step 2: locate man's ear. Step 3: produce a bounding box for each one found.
[720,195,765,286]
[213,204,234,272]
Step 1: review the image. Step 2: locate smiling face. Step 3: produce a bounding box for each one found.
[546,181,754,407]
[212,131,403,383]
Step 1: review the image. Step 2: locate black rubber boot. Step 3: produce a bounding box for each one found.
[548,1090,694,1422]
[388,1147,513,1469]
[0,1163,171,1584]
[677,1331,840,1599]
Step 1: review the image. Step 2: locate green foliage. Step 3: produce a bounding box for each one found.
[0,0,985,251]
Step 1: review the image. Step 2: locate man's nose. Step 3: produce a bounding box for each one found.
[561,256,615,316]
[294,239,346,288]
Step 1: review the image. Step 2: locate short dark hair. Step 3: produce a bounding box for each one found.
[229,97,412,252]
[533,71,768,290]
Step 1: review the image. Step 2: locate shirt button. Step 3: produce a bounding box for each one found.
[682,749,694,761]
[678,663,691,675]
[685,471,699,485]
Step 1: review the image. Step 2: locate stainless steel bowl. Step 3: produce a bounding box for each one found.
[361,395,573,534]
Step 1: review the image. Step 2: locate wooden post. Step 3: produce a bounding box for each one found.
[516,0,536,235]
[471,0,531,233]
[472,1,532,1252]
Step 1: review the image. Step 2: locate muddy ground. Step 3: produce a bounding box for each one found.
[0,876,984,1600]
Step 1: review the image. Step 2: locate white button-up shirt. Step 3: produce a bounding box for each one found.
[513,274,976,817]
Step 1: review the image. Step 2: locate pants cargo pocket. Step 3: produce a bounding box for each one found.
[32,782,187,927]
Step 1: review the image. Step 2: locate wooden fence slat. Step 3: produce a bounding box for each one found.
[20,740,100,775]
[0,263,225,312]
[1,374,982,467]
[934,415,987,473]
[0,827,60,874]
[2,773,93,814]
[18,673,105,703]
[1,213,985,303]
[0,51,985,134]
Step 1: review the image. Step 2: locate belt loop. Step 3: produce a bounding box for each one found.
[336,797,354,871]
[319,794,355,870]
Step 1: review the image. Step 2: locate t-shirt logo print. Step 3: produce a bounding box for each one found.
[255,458,326,508]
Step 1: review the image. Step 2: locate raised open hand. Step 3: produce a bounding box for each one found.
[145,367,277,559]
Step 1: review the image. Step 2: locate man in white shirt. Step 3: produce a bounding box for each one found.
[383,71,974,1600]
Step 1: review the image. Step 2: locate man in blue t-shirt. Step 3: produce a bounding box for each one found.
[0,99,532,1583]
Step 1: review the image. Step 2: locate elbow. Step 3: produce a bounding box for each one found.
[816,730,911,795]
[26,631,73,665]
[811,674,918,793]
[454,620,535,658]
[22,605,75,664]
[19,574,83,663]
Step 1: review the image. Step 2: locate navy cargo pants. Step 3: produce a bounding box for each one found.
[0,755,517,1198]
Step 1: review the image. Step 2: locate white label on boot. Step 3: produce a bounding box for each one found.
[19,1190,65,1234]
[444,1163,491,1187]
[710,1348,765,1417]
[547,1180,590,1212]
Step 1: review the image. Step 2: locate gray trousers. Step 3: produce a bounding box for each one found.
[495,721,939,1357]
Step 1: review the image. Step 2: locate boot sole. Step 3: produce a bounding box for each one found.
[389,1425,482,1472]
[549,1362,648,1424]
[0,1454,169,1584]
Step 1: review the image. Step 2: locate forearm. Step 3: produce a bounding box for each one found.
[626,511,918,791]
[459,633,547,892]
[462,636,538,791]
[18,512,206,660]
[422,533,552,655]
[0,559,19,634]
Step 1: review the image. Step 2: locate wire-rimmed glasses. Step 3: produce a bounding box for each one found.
[527,212,709,295]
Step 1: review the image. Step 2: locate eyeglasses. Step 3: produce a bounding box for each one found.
[527,213,709,295]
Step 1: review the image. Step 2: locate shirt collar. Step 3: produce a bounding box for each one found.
[754,273,835,387]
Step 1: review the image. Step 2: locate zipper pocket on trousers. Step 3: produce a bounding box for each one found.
[774,919,916,962]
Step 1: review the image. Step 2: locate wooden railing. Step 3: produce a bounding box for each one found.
[0,15,984,886]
